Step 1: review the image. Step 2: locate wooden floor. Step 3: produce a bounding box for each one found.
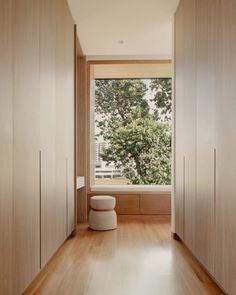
[24,216,224,295]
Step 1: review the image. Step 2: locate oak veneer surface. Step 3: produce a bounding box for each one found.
[174,0,185,240]
[24,216,223,295]
[215,1,236,293]
[90,63,172,79]
[53,0,73,254]
[77,56,88,222]
[13,0,41,293]
[0,1,13,294]
[88,193,171,215]
[195,0,218,275]
[40,0,75,268]
[140,194,171,214]
[180,0,196,254]
[175,0,199,253]
[0,0,75,293]
[114,194,140,214]
[40,0,58,268]
[64,1,75,237]
[175,0,236,294]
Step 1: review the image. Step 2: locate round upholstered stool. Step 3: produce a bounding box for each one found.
[89,196,117,231]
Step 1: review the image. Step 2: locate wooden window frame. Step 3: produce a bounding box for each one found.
[87,59,172,195]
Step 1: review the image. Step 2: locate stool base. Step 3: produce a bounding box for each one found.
[89,210,117,231]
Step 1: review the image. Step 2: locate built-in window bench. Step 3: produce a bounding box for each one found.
[88,186,171,215]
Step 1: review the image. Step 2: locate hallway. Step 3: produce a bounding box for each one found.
[1,0,236,294]
[24,216,223,295]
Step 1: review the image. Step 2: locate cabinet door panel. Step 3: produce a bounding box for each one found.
[64,7,75,236]
[174,0,185,239]
[215,1,236,293]
[175,0,196,249]
[55,0,68,246]
[0,1,13,294]
[195,0,219,275]
[13,0,40,293]
[40,0,58,267]
[40,0,75,266]
[182,0,196,253]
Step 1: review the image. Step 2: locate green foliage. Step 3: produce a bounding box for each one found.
[150,78,172,122]
[95,79,149,120]
[95,78,172,185]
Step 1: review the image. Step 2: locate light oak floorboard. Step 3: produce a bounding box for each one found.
[24,216,223,295]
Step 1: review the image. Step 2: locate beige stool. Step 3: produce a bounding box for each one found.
[89,196,117,231]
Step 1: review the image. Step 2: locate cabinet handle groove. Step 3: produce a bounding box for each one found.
[183,155,186,240]
[39,150,42,269]
[66,157,68,237]
[213,148,217,273]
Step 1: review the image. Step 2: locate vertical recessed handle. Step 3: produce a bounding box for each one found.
[214,148,217,214]
[39,150,42,269]
[183,155,186,240]
[213,148,217,273]
[66,157,68,237]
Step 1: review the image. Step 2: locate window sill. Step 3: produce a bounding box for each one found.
[90,184,172,193]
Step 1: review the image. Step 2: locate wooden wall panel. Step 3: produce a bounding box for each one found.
[0,1,13,294]
[40,0,75,266]
[215,1,236,293]
[88,193,171,215]
[181,0,196,253]
[54,0,68,250]
[175,0,236,293]
[114,195,140,215]
[195,0,218,275]
[39,0,58,268]
[174,0,186,240]
[0,0,75,293]
[175,0,197,252]
[140,194,171,215]
[13,0,40,293]
[90,63,172,79]
[64,3,75,236]
[77,56,88,222]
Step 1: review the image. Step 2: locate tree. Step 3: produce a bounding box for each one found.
[150,78,172,122]
[95,79,149,127]
[95,79,172,185]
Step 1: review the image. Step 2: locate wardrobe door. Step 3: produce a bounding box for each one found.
[13,0,40,293]
[175,0,196,248]
[65,6,75,236]
[40,0,58,267]
[174,1,185,239]
[182,0,196,253]
[195,0,218,275]
[55,0,68,246]
[0,1,14,294]
[215,1,236,293]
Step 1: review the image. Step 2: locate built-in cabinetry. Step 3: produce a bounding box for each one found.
[214,2,236,293]
[175,0,236,294]
[88,192,171,215]
[13,1,41,292]
[76,56,88,222]
[0,0,75,294]
[64,2,76,236]
[195,0,218,276]
[0,1,14,294]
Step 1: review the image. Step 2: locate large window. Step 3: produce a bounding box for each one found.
[90,62,172,189]
[92,76,172,187]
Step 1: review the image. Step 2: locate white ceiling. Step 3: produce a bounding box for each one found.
[67,0,180,58]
